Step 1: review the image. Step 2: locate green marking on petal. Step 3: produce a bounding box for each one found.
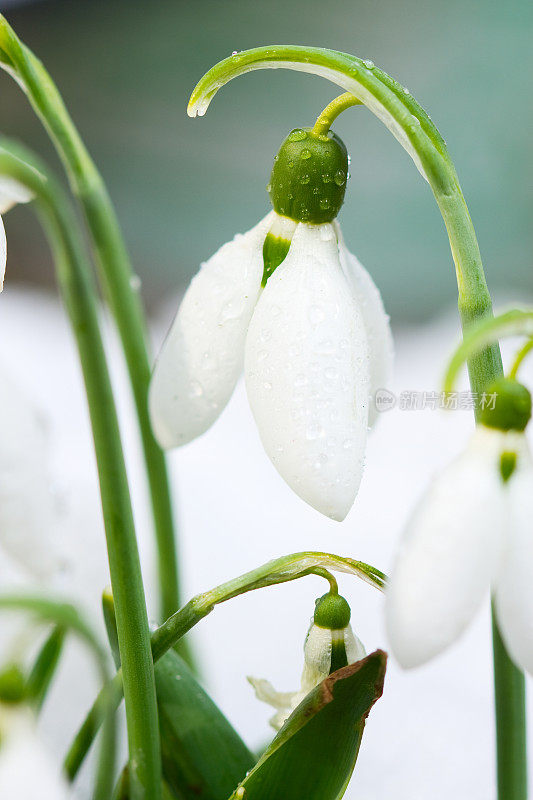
[262,232,291,287]
[500,451,518,483]
[329,632,349,674]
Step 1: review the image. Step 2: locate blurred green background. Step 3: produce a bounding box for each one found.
[2,0,532,320]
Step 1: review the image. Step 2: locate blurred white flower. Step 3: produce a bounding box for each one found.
[0,174,34,291]
[149,211,392,521]
[386,421,533,673]
[0,703,71,800]
[0,369,65,581]
[249,592,365,729]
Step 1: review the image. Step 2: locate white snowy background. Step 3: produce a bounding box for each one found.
[1,283,532,799]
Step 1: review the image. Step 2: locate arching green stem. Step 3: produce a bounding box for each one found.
[188,46,524,800]
[0,14,184,633]
[510,338,533,380]
[311,92,362,137]
[0,143,161,800]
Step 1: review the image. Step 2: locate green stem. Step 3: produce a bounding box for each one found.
[510,338,533,379]
[311,92,361,137]
[0,15,183,630]
[64,550,385,778]
[0,145,161,800]
[185,45,526,800]
[492,606,528,800]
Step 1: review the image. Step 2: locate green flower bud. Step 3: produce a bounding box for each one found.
[314,592,351,630]
[479,377,532,432]
[0,664,26,704]
[268,128,349,223]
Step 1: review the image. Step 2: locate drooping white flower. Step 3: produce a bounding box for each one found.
[0,703,71,799]
[386,378,533,672]
[149,126,392,521]
[249,592,365,730]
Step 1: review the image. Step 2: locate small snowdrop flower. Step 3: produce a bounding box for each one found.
[386,377,533,673]
[150,126,392,520]
[248,591,365,730]
[0,668,71,800]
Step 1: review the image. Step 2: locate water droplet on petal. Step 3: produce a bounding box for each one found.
[306,422,325,440]
[188,380,203,398]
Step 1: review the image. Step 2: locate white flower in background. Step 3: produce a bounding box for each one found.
[386,377,533,673]
[0,173,33,291]
[149,127,392,521]
[0,369,65,580]
[0,702,71,799]
[249,591,365,730]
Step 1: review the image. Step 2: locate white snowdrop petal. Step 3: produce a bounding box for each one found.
[494,445,533,674]
[245,222,370,521]
[336,225,393,426]
[247,677,294,710]
[386,427,506,668]
[0,216,6,292]
[344,625,366,663]
[149,212,274,448]
[0,176,34,215]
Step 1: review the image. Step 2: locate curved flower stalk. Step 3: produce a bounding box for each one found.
[150,125,392,521]
[0,703,71,800]
[250,590,365,729]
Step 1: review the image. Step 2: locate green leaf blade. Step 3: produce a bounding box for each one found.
[231,650,387,800]
[156,649,255,800]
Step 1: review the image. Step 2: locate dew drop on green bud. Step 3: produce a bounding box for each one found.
[319,198,330,210]
[288,129,307,142]
[363,59,374,69]
[299,174,310,185]
[322,173,332,183]
[334,170,346,186]
[300,148,312,160]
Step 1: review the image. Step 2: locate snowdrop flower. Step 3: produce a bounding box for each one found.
[150,127,392,520]
[249,591,365,730]
[386,377,533,673]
